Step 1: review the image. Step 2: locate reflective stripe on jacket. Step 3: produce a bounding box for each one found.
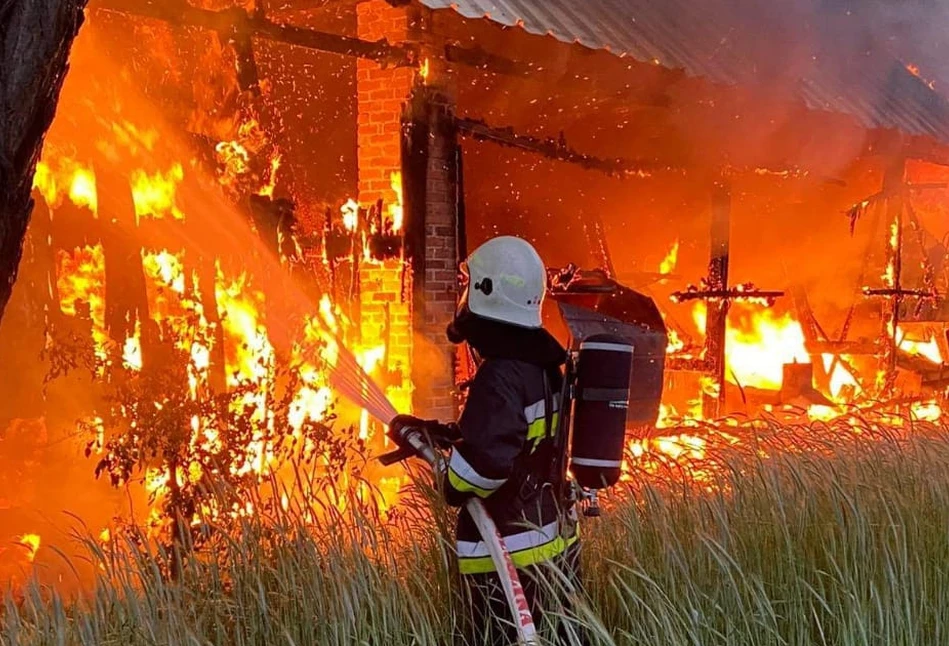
[444,357,573,574]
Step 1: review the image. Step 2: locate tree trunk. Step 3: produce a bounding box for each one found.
[0,0,88,323]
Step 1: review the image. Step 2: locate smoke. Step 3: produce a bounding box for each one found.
[817,0,949,86]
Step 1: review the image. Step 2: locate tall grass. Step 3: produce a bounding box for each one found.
[5,415,949,645]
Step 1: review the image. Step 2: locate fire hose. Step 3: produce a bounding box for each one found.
[380,427,539,646]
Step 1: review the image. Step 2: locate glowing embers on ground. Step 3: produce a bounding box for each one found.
[626,401,944,491]
[623,425,737,488]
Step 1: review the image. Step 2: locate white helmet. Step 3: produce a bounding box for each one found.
[460,236,547,328]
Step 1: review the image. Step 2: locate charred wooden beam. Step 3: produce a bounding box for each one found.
[96,161,151,353]
[786,283,823,346]
[804,340,880,355]
[93,0,417,67]
[453,116,663,177]
[671,287,784,303]
[666,357,712,373]
[882,156,907,388]
[845,182,946,234]
[863,287,938,299]
[704,180,731,417]
[402,88,432,328]
[454,130,468,263]
[444,43,532,77]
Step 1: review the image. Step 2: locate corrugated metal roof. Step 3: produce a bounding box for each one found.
[419,0,949,143]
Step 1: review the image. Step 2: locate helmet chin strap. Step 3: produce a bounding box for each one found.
[447,289,473,344]
[446,305,483,370]
[469,345,483,367]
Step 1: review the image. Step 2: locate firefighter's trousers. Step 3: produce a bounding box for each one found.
[458,541,590,646]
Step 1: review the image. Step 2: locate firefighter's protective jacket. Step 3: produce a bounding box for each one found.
[444,333,576,575]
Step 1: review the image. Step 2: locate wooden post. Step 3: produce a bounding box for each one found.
[96,162,151,359]
[402,87,461,418]
[455,141,468,268]
[402,88,432,318]
[882,156,907,389]
[703,179,731,417]
[0,0,87,324]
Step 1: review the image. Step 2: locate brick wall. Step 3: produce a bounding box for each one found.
[357,261,412,417]
[417,100,459,419]
[356,1,459,420]
[356,0,415,207]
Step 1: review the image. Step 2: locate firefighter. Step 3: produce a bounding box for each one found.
[391,236,586,645]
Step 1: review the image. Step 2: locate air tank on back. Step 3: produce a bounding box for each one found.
[570,333,634,489]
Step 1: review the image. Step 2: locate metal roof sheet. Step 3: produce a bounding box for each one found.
[419,0,949,143]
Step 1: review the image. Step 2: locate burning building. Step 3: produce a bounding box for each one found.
[3,0,949,586]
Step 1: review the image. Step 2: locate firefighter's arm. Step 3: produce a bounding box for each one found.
[442,362,526,506]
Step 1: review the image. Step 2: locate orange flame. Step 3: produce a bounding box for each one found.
[18,534,41,562]
[123,327,143,371]
[725,305,810,390]
[659,240,679,275]
[821,354,861,401]
[131,164,186,221]
[69,168,98,214]
[882,217,899,287]
[341,199,359,232]
[215,140,251,190]
[56,244,108,360]
[257,152,282,198]
[33,161,57,205]
[389,171,404,232]
[33,158,98,214]
[666,327,685,354]
[898,326,944,364]
[911,400,942,421]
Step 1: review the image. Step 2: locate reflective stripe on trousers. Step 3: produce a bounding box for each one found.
[456,521,578,575]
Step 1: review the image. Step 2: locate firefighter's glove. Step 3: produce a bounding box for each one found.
[388,415,458,453]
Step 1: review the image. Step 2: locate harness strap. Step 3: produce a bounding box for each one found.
[543,369,554,441]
